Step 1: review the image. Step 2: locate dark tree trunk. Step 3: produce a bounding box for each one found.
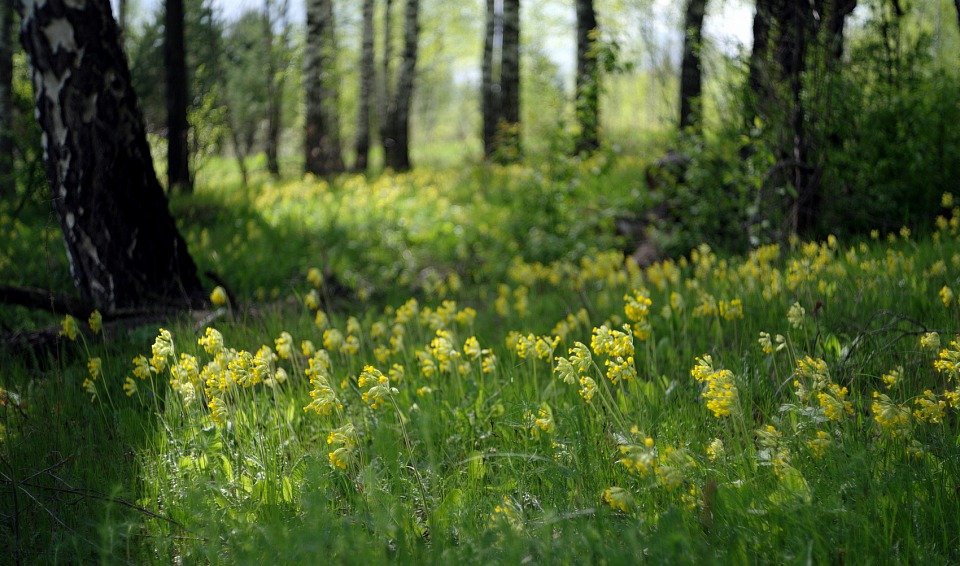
[15,0,206,311]
[0,0,14,197]
[165,0,192,193]
[378,0,393,163]
[353,0,375,172]
[263,0,287,177]
[744,0,772,132]
[678,0,707,132]
[574,0,600,154]
[383,0,419,172]
[481,0,498,158]
[304,0,344,176]
[499,0,520,159]
[824,0,857,63]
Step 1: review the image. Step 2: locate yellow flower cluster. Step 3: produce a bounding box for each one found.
[690,355,739,418]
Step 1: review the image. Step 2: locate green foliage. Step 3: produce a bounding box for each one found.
[818,11,960,234]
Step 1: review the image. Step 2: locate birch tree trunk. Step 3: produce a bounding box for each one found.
[165,0,192,192]
[304,0,344,176]
[574,0,599,154]
[678,0,706,132]
[353,0,375,172]
[383,0,418,172]
[14,0,206,311]
[0,0,13,197]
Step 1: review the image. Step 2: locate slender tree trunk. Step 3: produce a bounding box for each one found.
[304,0,344,176]
[264,0,286,177]
[379,0,394,163]
[15,0,206,311]
[0,0,14,197]
[574,0,600,154]
[383,0,419,172]
[499,0,520,159]
[678,0,707,133]
[165,0,192,193]
[353,0,375,172]
[481,0,498,158]
[824,0,857,64]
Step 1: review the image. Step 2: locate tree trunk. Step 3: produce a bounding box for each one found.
[165,0,192,193]
[15,0,206,311]
[0,0,14,197]
[744,0,772,133]
[678,0,707,132]
[304,0,344,176]
[499,0,520,159]
[481,0,498,159]
[353,0,375,172]
[263,0,286,177]
[383,0,419,172]
[379,0,393,164]
[574,0,599,154]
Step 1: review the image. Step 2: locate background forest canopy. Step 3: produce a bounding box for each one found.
[2,0,960,261]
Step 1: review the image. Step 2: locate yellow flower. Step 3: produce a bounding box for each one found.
[210,286,228,306]
[59,315,79,341]
[87,357,102,380]
[463,336,482,360]
[305,289,320,310]
[719,299,744,321]
[787,302,805,329]
[122,377,138,397]
[579,376,598,403]
[601,487,633,513]
[88,310,103,334]
[943,192,954,208]
[328,446,354,470]
[554,356,577,385]
[882,365,903,389]
[806,431,831,458]
[302,340,316,357]
[940,286,954,308]
[275,331,294,360]
[307,267,323,288]
[150,328,175,372]
[920,332,940,354]
[707,438,724,461]
[198,327,224,355]
[132,355,151,379]
[82,378,97,401]
[913,390,946,424]
[618,439,657,477]
[871,392,911,438]
[481,352,497,374]
[315,310,330,330]
[208,396,228,426]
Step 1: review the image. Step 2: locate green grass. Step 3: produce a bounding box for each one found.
[2,153,960,564]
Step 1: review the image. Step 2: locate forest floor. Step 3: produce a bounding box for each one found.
[2,154,960,564]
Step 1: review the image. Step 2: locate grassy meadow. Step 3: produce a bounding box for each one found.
[2,153,960,564]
